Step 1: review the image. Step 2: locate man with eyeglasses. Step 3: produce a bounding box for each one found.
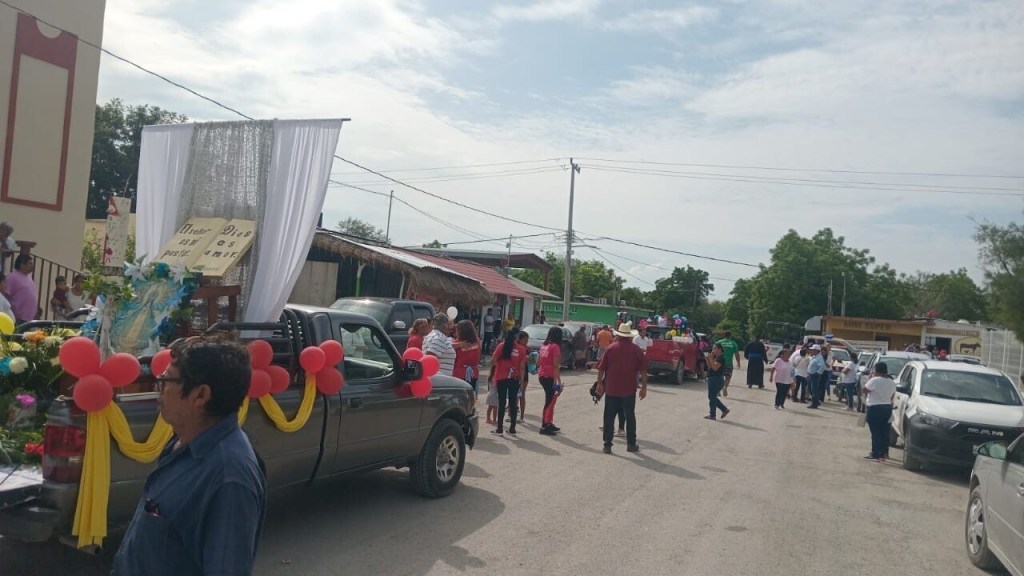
[113,336,267,576]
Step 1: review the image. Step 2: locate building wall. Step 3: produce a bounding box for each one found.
[821,316,925,352]
[0,1,105,269]
[923,319,983,357]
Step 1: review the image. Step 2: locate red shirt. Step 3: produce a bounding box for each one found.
[492,343,527,382]
[538,342,560,378]
[453,341,481,380]
[598,339,646,396]
[407,334,423,351]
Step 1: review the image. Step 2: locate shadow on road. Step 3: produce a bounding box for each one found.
[624,451,706,481]
[256,469,504,575]
[717,420,767,432]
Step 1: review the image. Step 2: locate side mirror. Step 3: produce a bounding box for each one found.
[392,320,407,331]
[403,359,423,381]
[975,441,1008,460]
[896,384,910,394]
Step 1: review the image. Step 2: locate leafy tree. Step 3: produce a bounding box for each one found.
[336,217,388,242]
[619,287,651,309]
[649,265,713,312]
[89,99,187,219]
[421,239,446,248]
[688,300,726,334]
[976,219,1024,339]
[512,252,626,303]
[903,269,988,321]
[721,277,755,337]
[81,229,136,273]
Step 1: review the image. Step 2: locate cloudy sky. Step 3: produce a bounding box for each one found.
[94,0,1024,299]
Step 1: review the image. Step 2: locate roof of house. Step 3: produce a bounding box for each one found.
[408,247,553,273]
[403,251,533,299]
[508,275,557,299]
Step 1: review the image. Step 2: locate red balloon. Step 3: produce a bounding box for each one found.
[410,377,432,398]
[403,347,424,361]
[299,346,326,373]
[59,337,101,378]
[73,374,114,412]
[320,340,344,367]
[247,340,274,369]
[248,369,272,399]
[99,353,141,387]
[315,367,345,395]
[266,365,291,394]
[151,349,172,378]
[421,355,440,377]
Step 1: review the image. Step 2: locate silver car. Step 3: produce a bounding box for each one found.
[967,436,1024,575]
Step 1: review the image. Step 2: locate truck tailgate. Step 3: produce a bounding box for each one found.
[0,465,43,510]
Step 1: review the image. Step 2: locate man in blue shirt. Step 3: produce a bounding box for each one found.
[113,336,267,576]
[806,345,827,409]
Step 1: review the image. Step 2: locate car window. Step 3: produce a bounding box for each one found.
[339,323,395,380]
[329,300,390,325]
[412,306,433,322]
[391,305,413,332]
[919,370,1022,406]
[896,366,915,387]
[1009,440,1024,467]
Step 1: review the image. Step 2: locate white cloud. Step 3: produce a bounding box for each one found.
[491,0,600,23]
[601,6,718,33]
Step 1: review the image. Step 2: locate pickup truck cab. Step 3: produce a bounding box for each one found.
[329,297,435,351]
[643,326,706,385]
[890,361,1024,471]
[0,304,477,550]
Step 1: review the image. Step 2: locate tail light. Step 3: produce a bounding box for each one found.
[42,424,86,483]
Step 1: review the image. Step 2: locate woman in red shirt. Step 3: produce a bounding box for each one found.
[453,320,481,393]
[538,326,564,436]
[488,329,526,436]
[406,318,429,351]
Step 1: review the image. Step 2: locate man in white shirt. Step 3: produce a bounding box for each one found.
[482,308,495,354]
[632,327,653,354]
[422,313,456,375]
[862,361,897,461]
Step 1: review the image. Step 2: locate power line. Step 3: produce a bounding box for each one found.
[586,246,654,286]
[406,233,557,248]
[575,156,1024,180]
[336,166,566,186]
[583,165,1024,197]
[583,236,762,268]
[332,158,563,175]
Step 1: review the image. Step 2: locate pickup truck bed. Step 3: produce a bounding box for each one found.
[0,304,478,551]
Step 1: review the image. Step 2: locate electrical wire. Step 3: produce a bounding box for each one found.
[336,166,566,186]
[331,158,563,175]
[585,246,654,287]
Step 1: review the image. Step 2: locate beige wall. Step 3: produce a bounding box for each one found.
[0,0,106,269]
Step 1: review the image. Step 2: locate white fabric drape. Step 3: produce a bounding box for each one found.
[135,124,195,261]
[243,120,343,322]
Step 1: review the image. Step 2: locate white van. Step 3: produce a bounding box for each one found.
[890,361,1024,471]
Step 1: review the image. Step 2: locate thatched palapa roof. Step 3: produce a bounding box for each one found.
[311,231,492,306]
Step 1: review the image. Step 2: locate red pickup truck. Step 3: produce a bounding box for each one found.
[643,327,706,384]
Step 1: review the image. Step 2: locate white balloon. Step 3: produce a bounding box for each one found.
[446,306,459,319]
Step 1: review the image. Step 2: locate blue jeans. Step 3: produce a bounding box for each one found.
[843,382,857,408]
[866,404,893,458]
[808,372,822,405]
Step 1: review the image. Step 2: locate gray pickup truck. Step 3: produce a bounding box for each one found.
[0,304,478,551]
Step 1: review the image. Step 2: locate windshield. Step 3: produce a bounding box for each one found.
[880,357,914,376]
[830,349,850,362]
[523,325,551,339]
[920,370,1022,406]
[329,300,390,325]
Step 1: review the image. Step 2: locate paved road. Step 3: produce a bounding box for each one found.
[2,370,999,575]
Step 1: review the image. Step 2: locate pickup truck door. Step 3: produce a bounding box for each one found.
[387,304,415,350]
[892,366,916,439]
[990,438,1024,573]
[328,323,423,473]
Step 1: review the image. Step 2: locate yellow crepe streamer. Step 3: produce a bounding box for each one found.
[238,397,250,426]
[257,373,317,433]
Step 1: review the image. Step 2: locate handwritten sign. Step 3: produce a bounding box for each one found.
[102,197,132,267]
[155,218,227,268]
[191,220,257,278]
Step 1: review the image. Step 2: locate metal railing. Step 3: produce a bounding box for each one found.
[3,242,85,323]
[983,329,1024,386]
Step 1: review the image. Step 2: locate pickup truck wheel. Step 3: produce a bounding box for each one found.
[902,425,923,471]
[966,487,1001,570]
[411,419,466,498]
[675,362,686,386]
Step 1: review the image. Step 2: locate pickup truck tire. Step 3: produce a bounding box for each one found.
[965,486,1001,570]
[902,424,923,471]
[411,419,466,498]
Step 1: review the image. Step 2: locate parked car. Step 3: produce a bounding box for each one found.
[520,324,574,369]
[966,437,1024,575]
[890,361,1024,471]
[329,297,435,351]
[859,350,931,388]
[945,354,986,366]
[0,305,478,551]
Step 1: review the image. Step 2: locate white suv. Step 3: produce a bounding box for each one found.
[890,361,1024,470]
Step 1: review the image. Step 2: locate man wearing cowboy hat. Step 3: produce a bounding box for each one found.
[596,322,648,454]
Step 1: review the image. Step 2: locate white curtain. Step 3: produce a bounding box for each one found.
[135,124,194,261]
[244,119,343,322]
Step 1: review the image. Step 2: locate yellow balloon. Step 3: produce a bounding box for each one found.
[0,312,14,335]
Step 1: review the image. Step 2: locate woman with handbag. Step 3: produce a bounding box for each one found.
[537,326,564,436]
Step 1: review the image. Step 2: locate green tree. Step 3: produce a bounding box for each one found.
[721,277,755,338]
[619,287,651,309]
[904,269,988,321]
[648,265,714,312]
[336,217,388,242]
[512,252,626,303]
[688,300,726,334]
[81,229,136,273]
[976,219,1024,339]
[89,99,187,219]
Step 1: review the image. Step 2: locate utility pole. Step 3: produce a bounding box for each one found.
[563,159,580,322]
[841,273,847,317]
[827,278,834,316]
[385,190,394,243]
[505,234,512,277]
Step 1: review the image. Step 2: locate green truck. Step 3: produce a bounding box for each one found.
[540,300,652,326]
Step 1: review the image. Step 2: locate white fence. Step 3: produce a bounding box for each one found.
[983,329,1023,383]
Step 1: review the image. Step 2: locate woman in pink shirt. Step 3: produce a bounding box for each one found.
[538,326,564,436]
